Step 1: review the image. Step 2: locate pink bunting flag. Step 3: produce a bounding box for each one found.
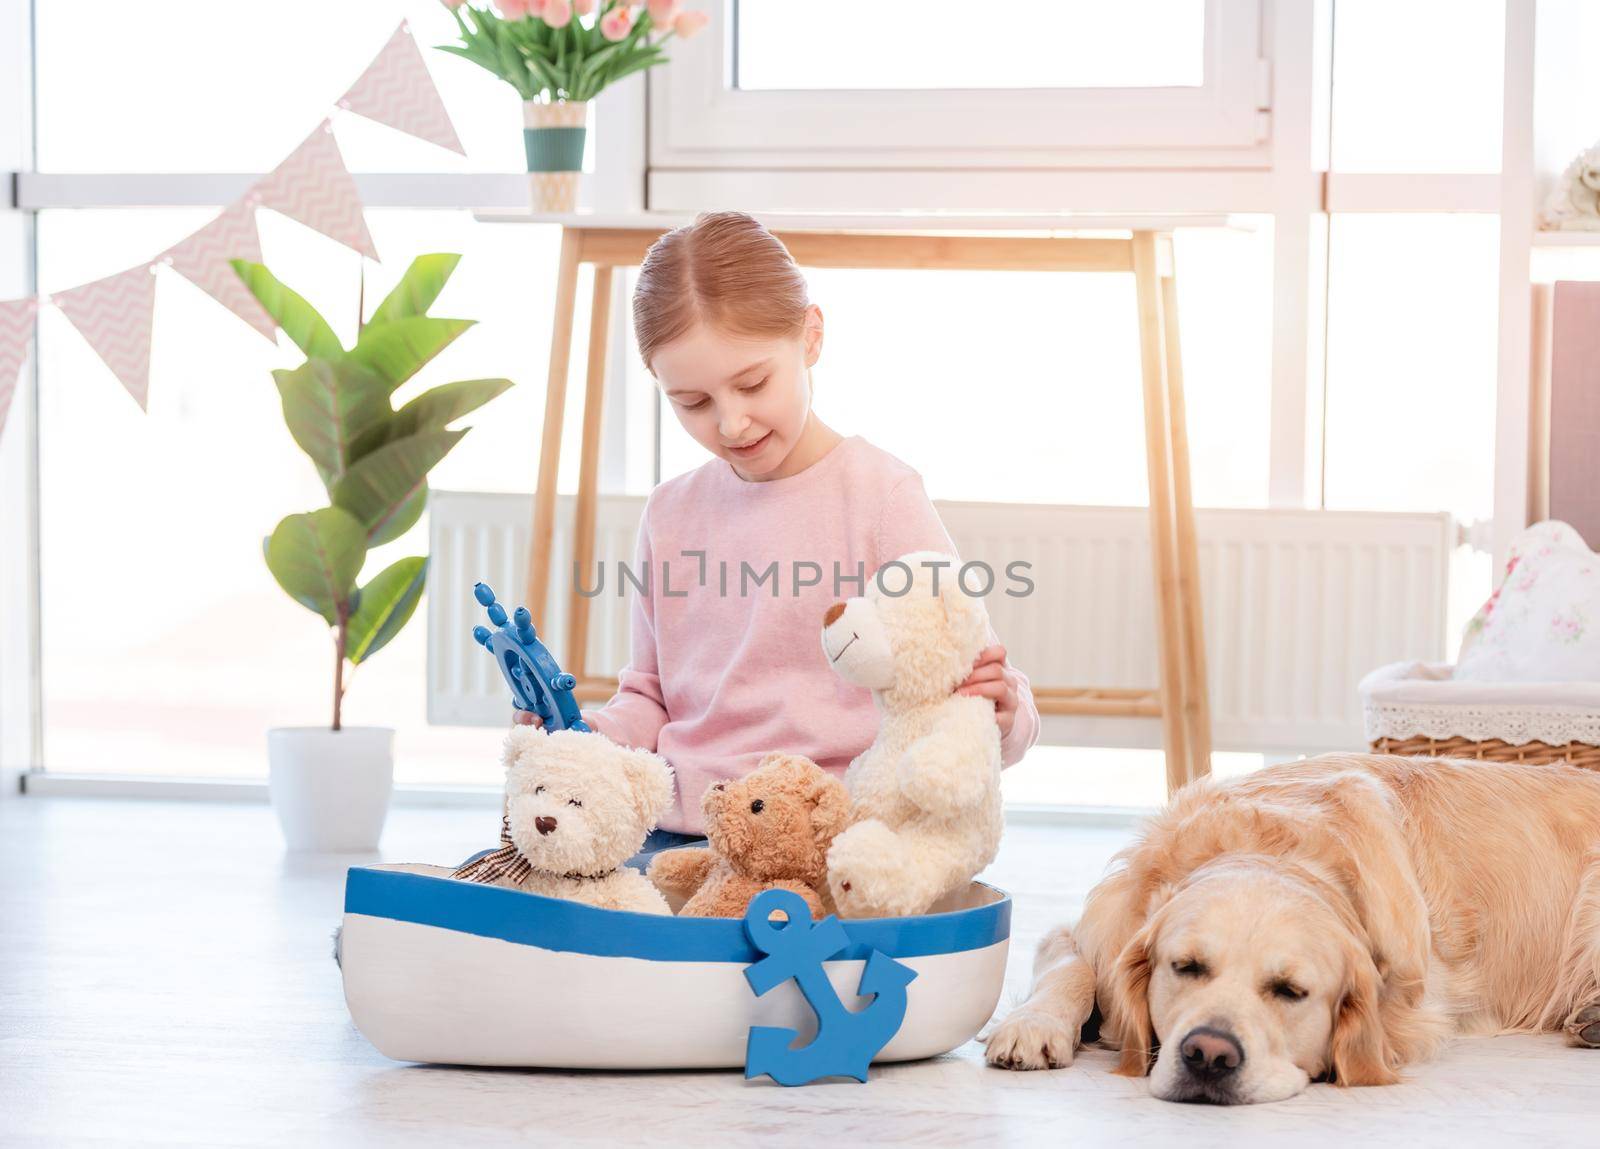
[0,297,39,439]
[161,201,278,342]
[251,121,380,261]
[339,22,465,155]
[52,265,159,411]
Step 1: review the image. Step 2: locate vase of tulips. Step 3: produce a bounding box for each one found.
[439,0,708,212]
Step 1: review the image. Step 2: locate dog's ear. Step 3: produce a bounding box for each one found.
[1109,921,1158,1077]
[1317,770,1432,1009]
[1328,941,1401,1087]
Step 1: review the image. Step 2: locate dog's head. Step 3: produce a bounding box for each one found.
[1107,855,1402,1105]
[502,727,674,876]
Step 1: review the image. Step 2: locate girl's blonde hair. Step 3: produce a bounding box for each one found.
[633,211,811,374]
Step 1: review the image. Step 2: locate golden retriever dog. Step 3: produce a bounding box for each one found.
[983,753,1600,1104]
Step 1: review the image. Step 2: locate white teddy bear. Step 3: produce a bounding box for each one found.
[820,549,1004,918]
[453,726,675,915]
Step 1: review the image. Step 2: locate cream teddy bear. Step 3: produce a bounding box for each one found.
[820,549,1003,918]
[453,726,674,915]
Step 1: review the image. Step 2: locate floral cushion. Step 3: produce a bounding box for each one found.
[1456,520,1600,682]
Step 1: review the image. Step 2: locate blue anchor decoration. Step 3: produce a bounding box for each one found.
[470,582,590,733]
[741,888,918,1086]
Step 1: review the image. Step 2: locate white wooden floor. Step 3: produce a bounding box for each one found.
[1,797,1594,1148]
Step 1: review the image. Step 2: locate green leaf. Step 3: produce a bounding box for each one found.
[229,260,343,359]
[346,556,428,665]
[568,16,584,75]
[436,41,502,77]
[272,359,392,491]
[495,25,535,97]
[349,377,513,459]
[601,51,666,89]
[573,40,624,98]
[380,487,428,548]
[367,254,461,327]
[526,55,564,97]
[347,316,475,392]
[265,507,367,625]
[438,6,539,93]
[332,428,466,545]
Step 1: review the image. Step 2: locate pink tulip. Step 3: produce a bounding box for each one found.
[673,8,708,36]
[497,0,531,17]
[647,0,676,22]
[440,0,469,10]
[600,4,633,40]
[574,0,597,14]
[543,0,572,26]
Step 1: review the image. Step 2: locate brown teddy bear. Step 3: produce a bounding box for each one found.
[647,751,850,919]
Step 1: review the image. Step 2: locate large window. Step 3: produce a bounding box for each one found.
[657,223,1276,511]
[1318,0,1510,659]
[8,0,1534,810]
[34,209,585,785]
[1328,0,1505,174]
[734,1,1208,91]
[649,0,1268,187]
[34,1,525,173]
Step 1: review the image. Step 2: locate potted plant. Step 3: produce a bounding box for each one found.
[437,0,708,211]
[233,253,513,851]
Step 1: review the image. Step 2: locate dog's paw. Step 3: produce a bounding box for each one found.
[982,1009,1079,1071]
[1565,1003,1600,1048]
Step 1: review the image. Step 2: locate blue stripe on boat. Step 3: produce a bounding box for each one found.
[344,867,1011,962]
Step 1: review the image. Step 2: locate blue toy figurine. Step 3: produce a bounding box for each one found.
[471,582,590,733]
[741,888,917,1086]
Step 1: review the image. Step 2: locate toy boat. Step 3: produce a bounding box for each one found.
[339,858,1012,1070]
[340,583,1011,1074]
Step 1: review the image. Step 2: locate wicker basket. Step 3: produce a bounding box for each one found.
[1371,734,1600,767]
[1360,660,1600,769]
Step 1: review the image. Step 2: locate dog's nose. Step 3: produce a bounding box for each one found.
[535,815,558,836]
[823,601,845,626]
[1179,1027,1243,1080]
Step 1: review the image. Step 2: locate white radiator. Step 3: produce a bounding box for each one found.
[427,490,1454,754]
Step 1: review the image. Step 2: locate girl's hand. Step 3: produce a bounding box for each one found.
[956,644,1017,741]
[512,708,606,735]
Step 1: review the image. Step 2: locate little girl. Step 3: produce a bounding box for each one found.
[516,211,1040,859]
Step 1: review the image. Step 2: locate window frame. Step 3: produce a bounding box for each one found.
[648,0,1271,178]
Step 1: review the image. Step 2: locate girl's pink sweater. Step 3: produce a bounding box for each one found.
[581,434,1041,834]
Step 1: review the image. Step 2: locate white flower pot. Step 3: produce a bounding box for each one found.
[267,726,395,852]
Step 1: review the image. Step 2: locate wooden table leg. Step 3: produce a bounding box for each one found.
[567,264,614,678]
[1160,264,1213,783]
[1132,231,1192,795]
[525,227,583,625]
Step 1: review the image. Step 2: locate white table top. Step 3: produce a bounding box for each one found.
[472,209,1250,234]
